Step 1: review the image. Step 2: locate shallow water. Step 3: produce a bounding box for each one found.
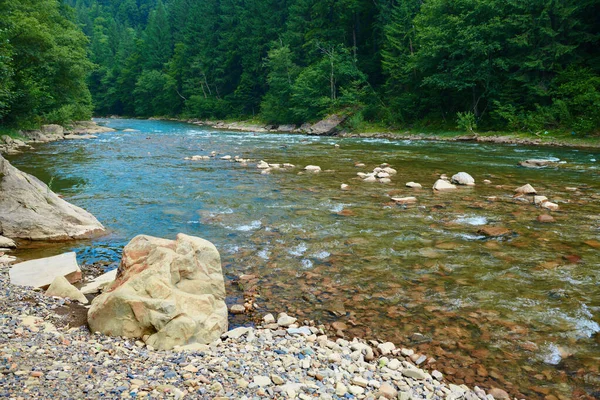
[8,118,600,399]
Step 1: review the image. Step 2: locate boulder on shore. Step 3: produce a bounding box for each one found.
[9,252,82,288]
[45,276,88,304]
[87,234,228,350]
[308,115,345,135]
[0,154,105,240]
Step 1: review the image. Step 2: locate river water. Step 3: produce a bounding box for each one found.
[7,119,600,399]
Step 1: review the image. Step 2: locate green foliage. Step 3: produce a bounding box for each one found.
[0,0,93,128]
[456,112,477,134]
[56,0,599,135]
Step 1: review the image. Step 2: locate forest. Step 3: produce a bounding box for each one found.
[1,0,599,134]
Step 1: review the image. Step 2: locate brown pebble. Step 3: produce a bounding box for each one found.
[30,371,43,378]
[537,214,555,223]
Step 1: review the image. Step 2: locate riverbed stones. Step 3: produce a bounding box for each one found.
[451,172,475,186]
[257,160,270,169]
[406,182,422,188]
[277,313,297,327]
[229,304,246,314]
[514,184,537,194]
[87,233,228,350]
[10,252,82,288]
[45,276,88,304]
[433,179,457,191]
[533,195,548,205]
[0,154,105,240]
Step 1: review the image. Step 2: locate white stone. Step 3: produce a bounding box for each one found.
[348,385,365,395]
[387,358,401,370]
[542,201,559,211]
[10,252,81,288]
[377,342,395,355]
[391,197,417,205]
[401,368,428,380]
[304,165,321,172]
[405,182,422,188]
[45,275,88,304]
[363,175,377,183]
[277,313,297,327]
[379,178,392,184]
[222,327,252,340]
[433,179,457,191]
[263,313,275,324]
[382,167,397,175]
[253,375,272,387]
[533,195,548,205]
[257,161,270,169]
[451,172,475,186]
[515,184,537,194]
[341,184,350,191]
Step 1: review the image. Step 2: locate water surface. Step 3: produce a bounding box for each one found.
[8,119,600,399]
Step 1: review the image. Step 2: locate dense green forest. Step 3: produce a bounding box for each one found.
[1,0,600,133]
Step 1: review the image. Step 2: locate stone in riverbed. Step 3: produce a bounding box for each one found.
[45,276,88,304]
[277,313,297,327]
[401,368,428,380]
[514,184,537,194]
[10,252,82,288]
[87,233,228,350]
[537,214,555,223]
[488,387,510,399]
[519,159,556,168]
[478,226,511,237]
[376,382,398,399]
[257,160,270,169]
[0,154,105,240]
[533,195,548,205]
[451,172,475,186]
[406,182,422,189]
[433,179,457,191]
[392,197,417,205]
[542,201,559,211]
[304,165,321,173]
[229,304,246,314]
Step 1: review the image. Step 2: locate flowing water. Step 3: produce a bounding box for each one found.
[7,119,600,399]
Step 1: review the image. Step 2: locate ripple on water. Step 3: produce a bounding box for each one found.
[454,215,488,226]
[231,220,262,232]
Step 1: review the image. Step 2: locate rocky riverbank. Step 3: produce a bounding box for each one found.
[0,264,512,400]
[0,121,115,155]
[180,118,600,149]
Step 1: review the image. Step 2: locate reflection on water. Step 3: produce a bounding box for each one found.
[8,118,600,399]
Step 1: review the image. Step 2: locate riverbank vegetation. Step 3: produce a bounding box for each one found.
[1,0,599,137]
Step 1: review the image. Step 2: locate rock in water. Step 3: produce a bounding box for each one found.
[451,172,475,186]
[519,159,556,168]
[0,154,105,240]
[514,184,537,194]
[433,179,457,191]
[87,234,228,350]
[46,276,88,304]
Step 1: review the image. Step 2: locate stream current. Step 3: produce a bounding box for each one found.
[8,118,600,399]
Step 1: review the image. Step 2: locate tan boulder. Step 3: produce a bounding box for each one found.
[433,179,457,191]
[0,154,105,240]
[515,184,537,194]
[46,276,88,304]
[87,234,228,350]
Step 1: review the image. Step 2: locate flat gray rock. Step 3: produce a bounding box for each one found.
[9,252,81,288]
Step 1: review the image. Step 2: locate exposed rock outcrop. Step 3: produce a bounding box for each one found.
[0,154,105,240]
[87,234,228,350]
[307,114,346,136]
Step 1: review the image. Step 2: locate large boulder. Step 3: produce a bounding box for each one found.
[451,172,475,186]
[0,154,105,240]
[88,234,228,350]
[308,115,346,135]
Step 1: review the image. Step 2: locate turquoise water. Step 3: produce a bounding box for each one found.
[8,118,600,399]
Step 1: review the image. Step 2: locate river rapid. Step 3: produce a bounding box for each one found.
[7,118,600,399]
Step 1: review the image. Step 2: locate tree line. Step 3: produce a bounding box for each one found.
[2,0,599,134]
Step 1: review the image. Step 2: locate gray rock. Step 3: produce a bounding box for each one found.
[0,236,16,248]
[10,252,82,288]
[0,154,105,240]
[308,115,345,135]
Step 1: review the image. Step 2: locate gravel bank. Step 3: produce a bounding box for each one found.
[0,264,512,400]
